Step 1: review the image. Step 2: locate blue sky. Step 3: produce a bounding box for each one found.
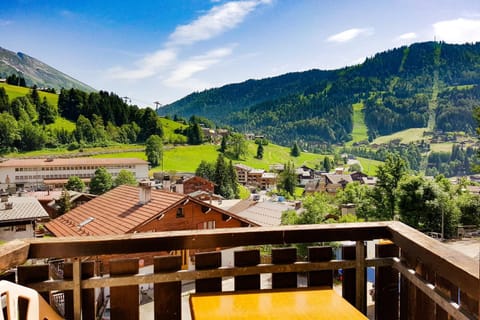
[1,0,480,106]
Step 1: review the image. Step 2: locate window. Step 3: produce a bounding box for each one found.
[176,207,184,218]
[15,225,27,232]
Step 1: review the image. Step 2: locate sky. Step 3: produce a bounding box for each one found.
[1,0,480,107]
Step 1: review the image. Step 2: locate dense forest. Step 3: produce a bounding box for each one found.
[0,87,164,153]
[159,42,480,147]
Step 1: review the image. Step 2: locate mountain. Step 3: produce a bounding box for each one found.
[0,46,95,92]
[158,42,480,147]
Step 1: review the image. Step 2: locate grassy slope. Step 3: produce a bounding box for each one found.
[0,83,58,106]
[347,102,368,146]
[372,128,428,144]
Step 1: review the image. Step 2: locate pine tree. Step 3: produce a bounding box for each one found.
[256,143,264,159]
[57,188,71,216]
[323,157,332,172]
[220,135,227,153]
[279,161,296,196]
[291,142,301,157]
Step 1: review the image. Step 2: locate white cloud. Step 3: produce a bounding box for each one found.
[107,0,270,83]
[397,32,417,40]
[166,47,233,84]
[433,18,480,43]
[169,0,268,45]
[327,28,373,43]
[107,48,177,80]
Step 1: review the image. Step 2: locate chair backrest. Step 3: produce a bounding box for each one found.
[0,280,63,320]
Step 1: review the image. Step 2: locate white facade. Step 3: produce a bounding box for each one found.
[0,158,149,188]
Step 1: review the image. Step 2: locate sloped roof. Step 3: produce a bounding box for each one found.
[45,185,186,237]
[230,200,295,227]
[325,174,353,184]
[45,185,257,237]
[0,196,49,224]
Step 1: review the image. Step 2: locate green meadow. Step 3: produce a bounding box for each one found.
[0,83,59,107]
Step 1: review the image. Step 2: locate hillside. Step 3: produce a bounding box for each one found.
[0,46,95,92]
[159,42,480,147]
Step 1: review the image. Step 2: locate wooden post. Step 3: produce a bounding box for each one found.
[375,241,399,320]
[234,250,260,291]
[459,290,479,319]
[307,246,333,288]
[72,258,82,320]
[154,255,182,320]
[355,241,366,314]
[64,261,95,320]
[399,249,417,320]
[110,258,139,320]
[342,244,366,313]
[414,262,435,319]
[271,247,297,289]
[195,251,221,293]
[435,275,458,320]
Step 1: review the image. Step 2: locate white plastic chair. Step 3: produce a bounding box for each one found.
[0,280,63,320]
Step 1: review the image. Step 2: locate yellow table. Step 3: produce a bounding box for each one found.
[190,288,368,319]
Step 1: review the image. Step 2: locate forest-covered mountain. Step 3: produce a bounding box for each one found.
[0,46,94,92]
[159,42,480,146]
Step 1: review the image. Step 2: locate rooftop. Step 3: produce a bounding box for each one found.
[0,196,49,224]
[0,158,148,168]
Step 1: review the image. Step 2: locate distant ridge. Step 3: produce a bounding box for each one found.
[0,46,95,92]
[159,41,480,146]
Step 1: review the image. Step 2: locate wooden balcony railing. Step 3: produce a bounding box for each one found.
[0,221,478,320]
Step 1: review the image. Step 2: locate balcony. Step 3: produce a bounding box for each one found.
[0,221,478,319]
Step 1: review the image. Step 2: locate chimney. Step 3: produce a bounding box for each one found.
[139,180,154,205]
[0,193,8,203]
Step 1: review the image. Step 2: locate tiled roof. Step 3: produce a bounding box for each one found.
[234,164,253,171]
[0,158,147,168]
[0,197,49,223]
[45,185,185,237]
[45,185,257,237]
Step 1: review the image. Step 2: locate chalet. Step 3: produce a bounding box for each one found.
[45,182,258,270]
[0,193,49,241]
[180,176,214,195]
[324,174,353,194]
[361,176,378,187]
[0,158,149,190]
[350,171,368,183]
[296,165,315,186]
[45,182,256,238]
[234,164,251,185]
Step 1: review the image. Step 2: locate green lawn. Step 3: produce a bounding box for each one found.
[347,102,368,146]
[46,117,76,132]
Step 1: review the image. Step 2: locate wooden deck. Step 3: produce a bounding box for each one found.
[0,221,477,320]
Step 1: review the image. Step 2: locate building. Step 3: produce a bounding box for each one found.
[0,158,149,190]
[233,164,277,190]
[0,193,49,241]
[45,182,256,238]
[179,176,215,195]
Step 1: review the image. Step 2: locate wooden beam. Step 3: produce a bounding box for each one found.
[28,258,392,292]
[26,223,391,259]
[393,258,475,320]
[0,239,29,273]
